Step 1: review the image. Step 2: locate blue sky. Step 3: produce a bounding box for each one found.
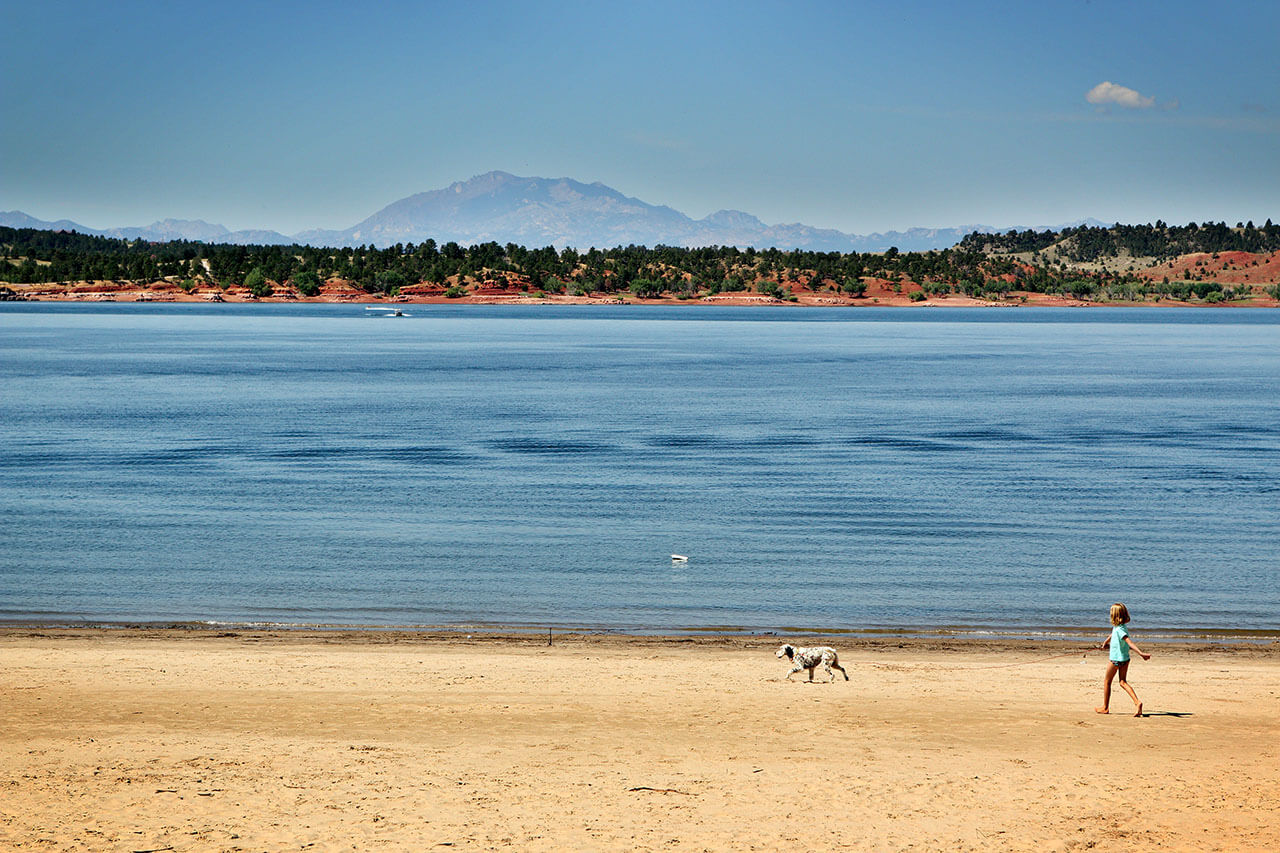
[3,0,1277,235]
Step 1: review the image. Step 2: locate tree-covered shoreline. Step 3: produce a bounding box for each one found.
[3,221,1278,304]
[962,219,1280,260]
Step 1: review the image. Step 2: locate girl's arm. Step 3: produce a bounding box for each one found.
[1125,636,1151,661]
[1098,635,1111,651]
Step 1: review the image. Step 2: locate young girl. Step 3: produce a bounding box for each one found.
[1095,602,1151,716]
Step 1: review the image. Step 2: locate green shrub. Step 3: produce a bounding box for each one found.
[243,267,271,298]
[756,280,783,299]
[629,279,663,298]
[841,277,866,297]
[375,269,406,294]
[292,270,320,297]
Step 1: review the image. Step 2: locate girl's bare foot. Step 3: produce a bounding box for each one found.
[1134,703,1143,717]
[1095,707,1109,714]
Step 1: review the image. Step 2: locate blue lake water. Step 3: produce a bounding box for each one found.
[1,303,1277,636]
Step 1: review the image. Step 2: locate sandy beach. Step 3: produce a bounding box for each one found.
[2,630,1277,852]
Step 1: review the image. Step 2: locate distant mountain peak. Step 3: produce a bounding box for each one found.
[455,170,518,191]
[701,209,766,230]
[2,176,1118,253]
[143,219,232,242]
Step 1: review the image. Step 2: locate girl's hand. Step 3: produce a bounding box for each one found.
[1141,653,1151,661]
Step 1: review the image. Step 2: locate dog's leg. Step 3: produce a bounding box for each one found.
[832,660,849,681]
[786,664,802,681]
[823,661,835,681]
[807,666,816,682]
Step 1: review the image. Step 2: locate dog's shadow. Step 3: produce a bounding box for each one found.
[1141,711,1193,718]
[772,678,843,684]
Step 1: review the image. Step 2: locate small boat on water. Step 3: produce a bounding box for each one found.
[670,554,689,562]
[365,306,407,316]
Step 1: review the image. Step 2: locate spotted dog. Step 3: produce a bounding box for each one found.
[776,644,849,682]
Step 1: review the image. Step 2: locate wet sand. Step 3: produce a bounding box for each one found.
[2,630,1277,851]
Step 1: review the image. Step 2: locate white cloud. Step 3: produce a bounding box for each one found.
[1086,81,1156,109]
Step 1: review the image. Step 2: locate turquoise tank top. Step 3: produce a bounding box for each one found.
[1110,623,1130,662]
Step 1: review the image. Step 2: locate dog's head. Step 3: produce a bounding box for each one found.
[775,644,795,660]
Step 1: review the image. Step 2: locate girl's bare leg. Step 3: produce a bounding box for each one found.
[1115,661,1143,716]
[1095,661,1118,713]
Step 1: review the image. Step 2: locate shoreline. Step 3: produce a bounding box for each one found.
[7,292,1280,308]
[5,624,1279,649]
[5,281,1279,309]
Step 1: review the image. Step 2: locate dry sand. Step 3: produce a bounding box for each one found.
[2,630,1277,852]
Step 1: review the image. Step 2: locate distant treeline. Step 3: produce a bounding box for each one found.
[0,225,1003,295]
[1,223,1275,303]
[962,220,1280,261]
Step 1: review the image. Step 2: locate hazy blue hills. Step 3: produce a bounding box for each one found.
[297,171,1068,251]
[107,219,295,245]
[0,210,101,235]
[3,172,1107,251]
[0,211,291,246]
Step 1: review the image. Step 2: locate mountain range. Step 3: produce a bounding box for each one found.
[2,171,1107,252]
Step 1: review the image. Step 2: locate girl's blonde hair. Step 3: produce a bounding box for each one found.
[1110,602,1131,626]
